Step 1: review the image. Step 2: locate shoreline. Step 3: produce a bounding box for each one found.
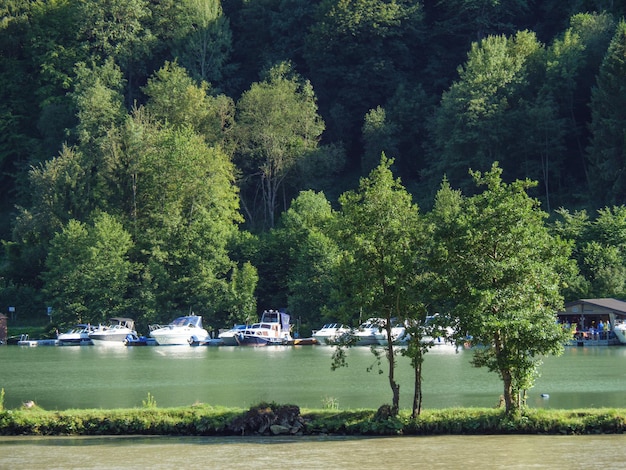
[1,403,625,436]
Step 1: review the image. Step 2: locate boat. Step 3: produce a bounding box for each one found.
[613,321,626,344]
[218,324,247,346]
[353,318,384,346]
[89,317,137,345]
[57,324,95,345]
[312,323,351,345]
[375,324,410,346]
[124,333,157,346]
[149,315,210,346]
[235,309,293,346]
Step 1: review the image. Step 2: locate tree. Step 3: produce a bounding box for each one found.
[553,205,626,299]
[587,21,626,205]
[234,61,325,228]
[76,0,155,105]
[304,0,424,155]
[333,155,425,416]
[280,190,339,335]
[435,163,573,414]
[41,212,134,327]
[98,109,251,325]
[426,31,545,196]
[361,106,399,175]
[171,0,233,84]
[142,60,235,146]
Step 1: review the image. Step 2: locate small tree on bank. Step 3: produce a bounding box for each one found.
[435,163,573,414]
[332,155,426,416]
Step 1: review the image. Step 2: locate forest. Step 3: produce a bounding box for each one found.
[2,0,626,338]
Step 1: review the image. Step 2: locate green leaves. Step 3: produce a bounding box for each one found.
[234,62,325,228]
[42,213,134,326]
[434,163,573,413]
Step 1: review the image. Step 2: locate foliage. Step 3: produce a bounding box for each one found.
[41,212,134,327]
[587,20,626,205]
[1,404,626,436]
[332,155,427,415]
[433,163,574,414]
[552,205,626,299]
[142,392,157,409]
[234,61,325,228]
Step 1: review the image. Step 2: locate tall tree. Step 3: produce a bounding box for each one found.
[333,155,425,416]
[171,0,233,85]
[234,61,325,228]
[587,21,626,205]
[435,163,573,414]
[41,212,134,327]
[99,110,250,325]
[426,31,545,196]
[142,61,235,146]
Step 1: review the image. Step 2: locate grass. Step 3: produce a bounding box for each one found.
[1,404,625,436]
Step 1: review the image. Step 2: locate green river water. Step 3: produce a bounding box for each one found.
[1,343,625,410]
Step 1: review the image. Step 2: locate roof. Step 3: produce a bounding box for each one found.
[564,298,626,315]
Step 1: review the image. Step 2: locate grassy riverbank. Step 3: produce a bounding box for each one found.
[1,400,625,436]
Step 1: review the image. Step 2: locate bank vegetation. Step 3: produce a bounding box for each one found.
[1,401,625,437]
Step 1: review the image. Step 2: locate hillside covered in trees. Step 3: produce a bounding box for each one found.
[2,1,626,335]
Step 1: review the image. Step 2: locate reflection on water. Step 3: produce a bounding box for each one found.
[1,344,626,410]
[2,434,626,469]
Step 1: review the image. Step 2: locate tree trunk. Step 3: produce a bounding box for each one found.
[385,322,400,415]
[411,345,423,418]
[502,369,515,414]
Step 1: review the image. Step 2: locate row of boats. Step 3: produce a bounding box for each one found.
[49,311,454,348]
[52,310,297,347]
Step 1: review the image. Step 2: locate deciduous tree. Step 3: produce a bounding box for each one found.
[333,155,426,415]
[434,163,573,414]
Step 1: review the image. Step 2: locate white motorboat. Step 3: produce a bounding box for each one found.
[235,310,293,346]
[375,325,410,346]
[149,315,210,345]
[353,318,384,346]
[89,318,137,345]
[57,324,94,345]
[218,324,247,346]
[312,323,351,345]
[613,321,626,344]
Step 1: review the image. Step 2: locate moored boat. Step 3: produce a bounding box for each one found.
[89,318,137,345]
[149,315,210,346]
[124,333,157,346]
[235,310,293,346]
[613,321,626,344]
[312,323,351,345]
[353,318,384,346]
[57,324,94,346]
[375,325,410,346]
[218,324,247,346]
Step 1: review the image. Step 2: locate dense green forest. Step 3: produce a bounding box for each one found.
[2,0,626,338]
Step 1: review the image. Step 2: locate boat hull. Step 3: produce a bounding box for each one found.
[90,330,135,344]
[150,329,209,345]
[235,333,288,346]
[613,325,626,344]
[58,337,93,346]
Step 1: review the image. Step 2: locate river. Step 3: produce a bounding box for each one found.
[1,343,625,410]
[1,344,626,468]
[2,434,626,469]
